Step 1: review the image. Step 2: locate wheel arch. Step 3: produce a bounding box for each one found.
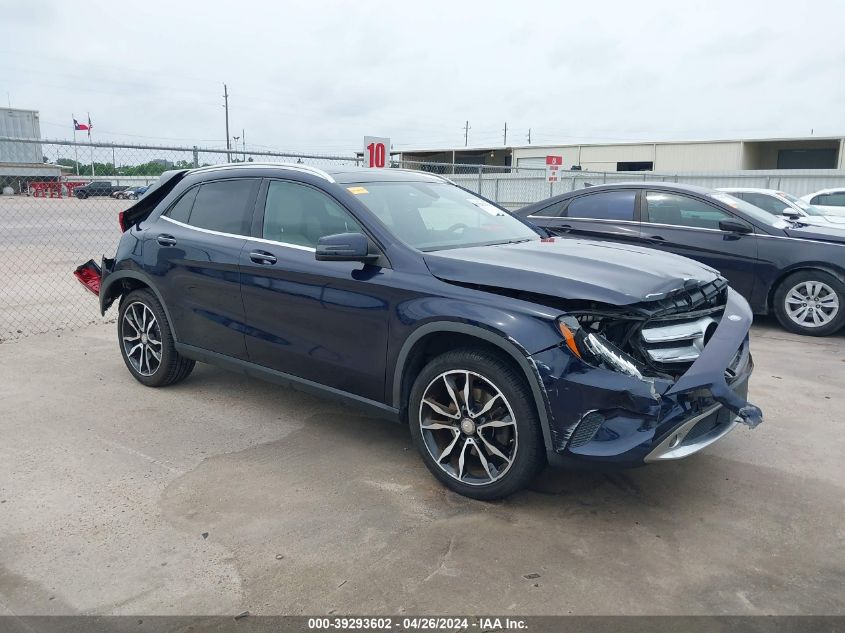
[391,322,555,457]
[100,271,178,342]
[766,263,845,311]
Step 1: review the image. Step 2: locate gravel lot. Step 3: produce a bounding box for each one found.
[0,317,843,616]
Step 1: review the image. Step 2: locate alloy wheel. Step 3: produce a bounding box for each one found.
[784,281,840,328]
[419,370,518,486]
[121,302,163,376]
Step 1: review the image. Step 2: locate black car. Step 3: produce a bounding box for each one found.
[75,165,761,499]
[75,181,126,199]
[517,183,845,336]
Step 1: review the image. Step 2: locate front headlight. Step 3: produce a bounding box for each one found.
[557,316,644,380]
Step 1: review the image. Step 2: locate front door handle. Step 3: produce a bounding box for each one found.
[249,250,277,265]
[645,234,666,242]
[156,234,177,246]
[553,224,572,234]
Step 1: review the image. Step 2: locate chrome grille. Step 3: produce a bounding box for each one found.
[640,315,721,365]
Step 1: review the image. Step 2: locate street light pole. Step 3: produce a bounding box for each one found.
[223,83,231,162]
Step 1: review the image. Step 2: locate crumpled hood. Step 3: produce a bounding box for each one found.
[424,238,720,305]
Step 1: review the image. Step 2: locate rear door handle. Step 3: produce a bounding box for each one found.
[156,234,177,246]
[553,224,572,233]
[645,234,666,243]
[249,250,277,265]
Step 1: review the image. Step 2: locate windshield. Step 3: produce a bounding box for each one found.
[779,192,826,216]
[347,181,540,251]
[708,192,789,228]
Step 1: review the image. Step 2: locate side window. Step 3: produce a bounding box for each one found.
[165,187,198,223]
[814,192,845,207]
[188,179,257,235]
[563,190,637,220]
[645,192,731,230]
[263,180,363,248]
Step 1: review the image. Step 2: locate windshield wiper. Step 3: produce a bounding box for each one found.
[491,238,533,246]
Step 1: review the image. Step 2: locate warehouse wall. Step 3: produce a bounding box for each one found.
[654,142,742,170]
[514,141,745,171]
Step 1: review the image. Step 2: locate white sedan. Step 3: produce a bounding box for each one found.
[800,188,845,217]
[719,188,845,226]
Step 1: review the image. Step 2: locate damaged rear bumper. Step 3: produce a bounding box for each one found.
[531,288,763,468]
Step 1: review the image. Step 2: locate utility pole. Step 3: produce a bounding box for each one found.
[242,128,246,161]
[527,128,532,145]
[223,83,231,162]
[233,135,240,162]
[463,120,470,147]
[503,122,507,146]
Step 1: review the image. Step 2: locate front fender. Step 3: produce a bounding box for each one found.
[389,297,564,460]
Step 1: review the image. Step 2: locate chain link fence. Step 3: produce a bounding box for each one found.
[0,137,360,341]
[2,136,845,341]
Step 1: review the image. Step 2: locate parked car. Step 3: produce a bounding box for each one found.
[75,181,126,199]
[516,183,845,336]
[128,184,151,200]
[719,187,845,227]
[74,165,761,499]
[800,188,845,216]
[112,188,133,200]
[112,185,150,200]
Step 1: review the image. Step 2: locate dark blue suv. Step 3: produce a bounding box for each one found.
[75,164,762,499]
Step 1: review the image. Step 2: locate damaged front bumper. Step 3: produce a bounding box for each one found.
[531,288,763,468]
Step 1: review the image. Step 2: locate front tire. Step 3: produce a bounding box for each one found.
[408,349,545,500]
[117,289,195,387]
[773,270,845,336]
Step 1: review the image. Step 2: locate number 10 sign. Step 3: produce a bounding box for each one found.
[364,136,390,168]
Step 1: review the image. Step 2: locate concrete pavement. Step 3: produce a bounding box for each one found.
[0,319,843,615]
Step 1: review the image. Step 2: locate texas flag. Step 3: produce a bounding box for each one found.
[73,118,89,131]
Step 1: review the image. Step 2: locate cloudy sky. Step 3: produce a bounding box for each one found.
[2,0,843,155]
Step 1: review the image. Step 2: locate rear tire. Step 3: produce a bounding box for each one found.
[408,348,545,500]
[117,289,195,387]
[773,270,845,336]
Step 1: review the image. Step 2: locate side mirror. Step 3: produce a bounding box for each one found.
[718,218,753,234]
[782,209,801,219]
[315,232,378,263]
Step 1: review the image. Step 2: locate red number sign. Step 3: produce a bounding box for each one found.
[546,155,563,182]
[363,136,391,169]
[366,142,386,168]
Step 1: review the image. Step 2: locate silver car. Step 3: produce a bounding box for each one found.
[719,188,845,227]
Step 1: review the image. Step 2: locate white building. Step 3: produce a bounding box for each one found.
[399,135,845,172]
[0,108,62,191]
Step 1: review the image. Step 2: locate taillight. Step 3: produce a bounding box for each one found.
[118,210,128,232]
[73,260,102,296]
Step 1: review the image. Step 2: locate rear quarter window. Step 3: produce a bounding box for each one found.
[165,187,198,223]
[186,179,258,235]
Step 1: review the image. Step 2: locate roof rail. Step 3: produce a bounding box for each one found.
[190,162,336,183]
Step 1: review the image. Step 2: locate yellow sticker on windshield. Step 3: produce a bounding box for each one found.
[347,186,369,195]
